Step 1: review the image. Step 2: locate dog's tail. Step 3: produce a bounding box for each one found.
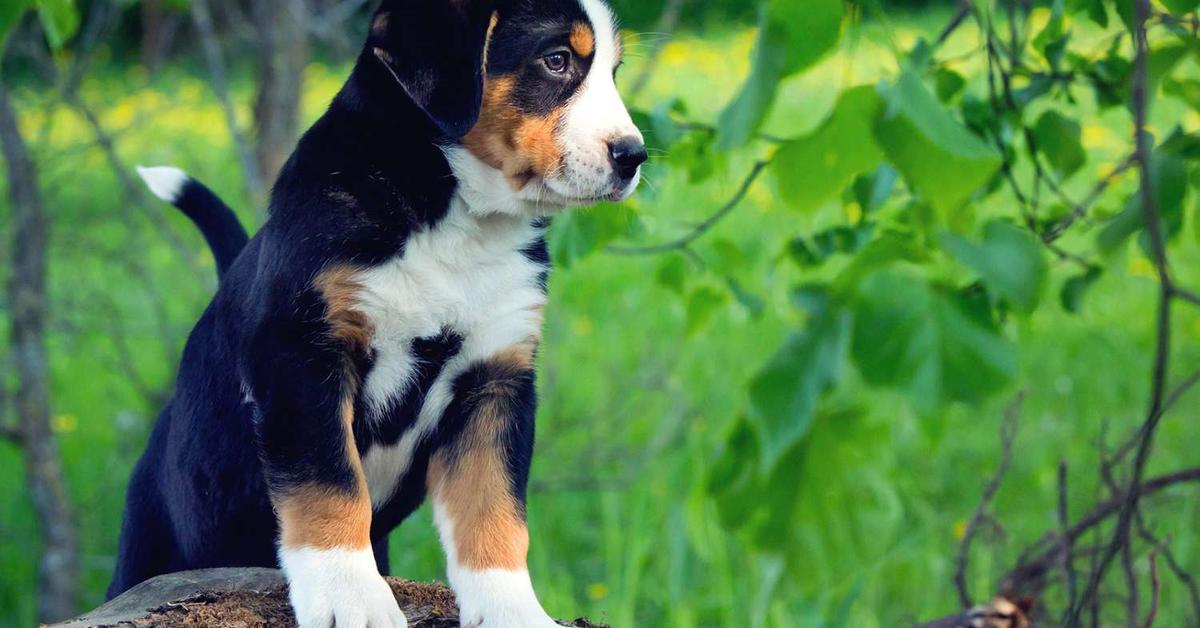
[136,166,250,279]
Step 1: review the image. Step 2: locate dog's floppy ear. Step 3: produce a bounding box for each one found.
[369,0,497,139]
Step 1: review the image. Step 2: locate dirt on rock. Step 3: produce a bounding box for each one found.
[93,579,605,628]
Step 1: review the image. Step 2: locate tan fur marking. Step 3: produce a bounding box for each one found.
[570,23,595,58]
[278,397,371,550]
[462,76,565,191]
[427,350,535,570]
[315,266,374,352]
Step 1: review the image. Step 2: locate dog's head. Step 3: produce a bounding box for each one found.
[370,0,645,213]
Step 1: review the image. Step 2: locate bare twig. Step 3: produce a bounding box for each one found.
[1136,523,1200,622]
[1072,0,1177,616]
[956,393,1024,609]
[1042,154,1138,243]
[1173,286,1200,308]
[607,160,770,256]
[1057,460,1077,624]
[937,0,974,47]
[1124,532,1141,627]
[189,0,265,201]
[1142,551,1160,628]
[1003,468,1200,596]
[627,0,688,101]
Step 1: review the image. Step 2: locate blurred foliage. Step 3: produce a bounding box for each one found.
[2,0,1200,626]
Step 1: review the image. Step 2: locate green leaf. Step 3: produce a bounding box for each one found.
[1061,268,1103,313]
[833,228,927,294]
[934,68,967,103]
[35,0,78,49]
[850,164,899,215]
[1069,0,1108,27]
[1164,77,1200,110]
[1097,149,1189,253]
[1034,110,1086,179]
[874,71,1002,218]
[667,129,724,184]
[0,0,34,50]
[717,0,842,148]
[655,255,687,295]
[685,285,728,336]
[547,204,641,269]
[747,307,851,471]
[1032,6,1069,69]
[773,86,885,213]
[851,270,1017,411]
[941,221,1049,314]
[1161,0,1200,14]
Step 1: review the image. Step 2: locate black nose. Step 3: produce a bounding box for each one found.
[608,137,648,180]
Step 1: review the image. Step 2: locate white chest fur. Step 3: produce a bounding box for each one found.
[357,199,547,507]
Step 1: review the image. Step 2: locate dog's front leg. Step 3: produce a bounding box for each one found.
[250,322,406,628]
[428,346,559,628]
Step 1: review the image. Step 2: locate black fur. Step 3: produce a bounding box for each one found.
[109,0,601,600]
[167,178,250,278]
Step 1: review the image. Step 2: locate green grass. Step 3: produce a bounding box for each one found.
[2,12,1200,627]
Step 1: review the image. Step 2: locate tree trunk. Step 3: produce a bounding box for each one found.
[251,0,310,188]
[140,0,164,70]
[0,80,80,624]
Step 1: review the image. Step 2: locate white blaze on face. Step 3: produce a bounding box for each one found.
[548,0,643,202]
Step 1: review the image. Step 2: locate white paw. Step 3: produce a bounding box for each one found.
[451,568,560,628]
[281,547,408,628]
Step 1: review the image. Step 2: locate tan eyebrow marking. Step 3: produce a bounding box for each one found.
[570,22,596,58]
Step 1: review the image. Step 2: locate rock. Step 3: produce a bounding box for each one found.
[51,569,606,628]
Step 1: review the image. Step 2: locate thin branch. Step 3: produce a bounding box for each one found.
[607,160,770,256]
[1057,460,1077,624]
[1003,468,1200,596]
[1136,523,1200,622]
[1110,368,1200,467]
[956,393,1024,609]
[1142,551,1160,628]
[1042,154,1138,243]
[936,0,973,47]
[1124,530,1141,627]
[1173,286,1200,308]
[189,0,265,201]
[627,0,688,101]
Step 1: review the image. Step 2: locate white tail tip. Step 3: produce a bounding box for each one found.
[136,165,189,204]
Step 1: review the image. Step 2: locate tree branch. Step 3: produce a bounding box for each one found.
[956,393,1023,609]
[190,0,266,202]
[1057,460,1077,622]
[1003,467,1200,597]
[1071,0,1177,615]
[607,160,770,256]
[626,0,688,102]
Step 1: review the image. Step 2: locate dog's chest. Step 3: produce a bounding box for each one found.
[354,207,546,463]
[356,212,546,416]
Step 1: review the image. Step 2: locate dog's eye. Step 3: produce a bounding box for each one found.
[543,51,570,74]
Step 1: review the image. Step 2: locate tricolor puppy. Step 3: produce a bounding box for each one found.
[109,1,645,626]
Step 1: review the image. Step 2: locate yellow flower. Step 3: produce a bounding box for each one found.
[1129,256,1156,280]
[587,583,609,601]
[953,519,968,540]
[572,317,595,337]
[53,414,78,434]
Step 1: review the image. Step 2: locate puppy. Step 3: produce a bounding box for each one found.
[109,1,646,626]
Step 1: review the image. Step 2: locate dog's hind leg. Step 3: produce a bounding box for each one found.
[373,534,391,576]
[107,460,175,600]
